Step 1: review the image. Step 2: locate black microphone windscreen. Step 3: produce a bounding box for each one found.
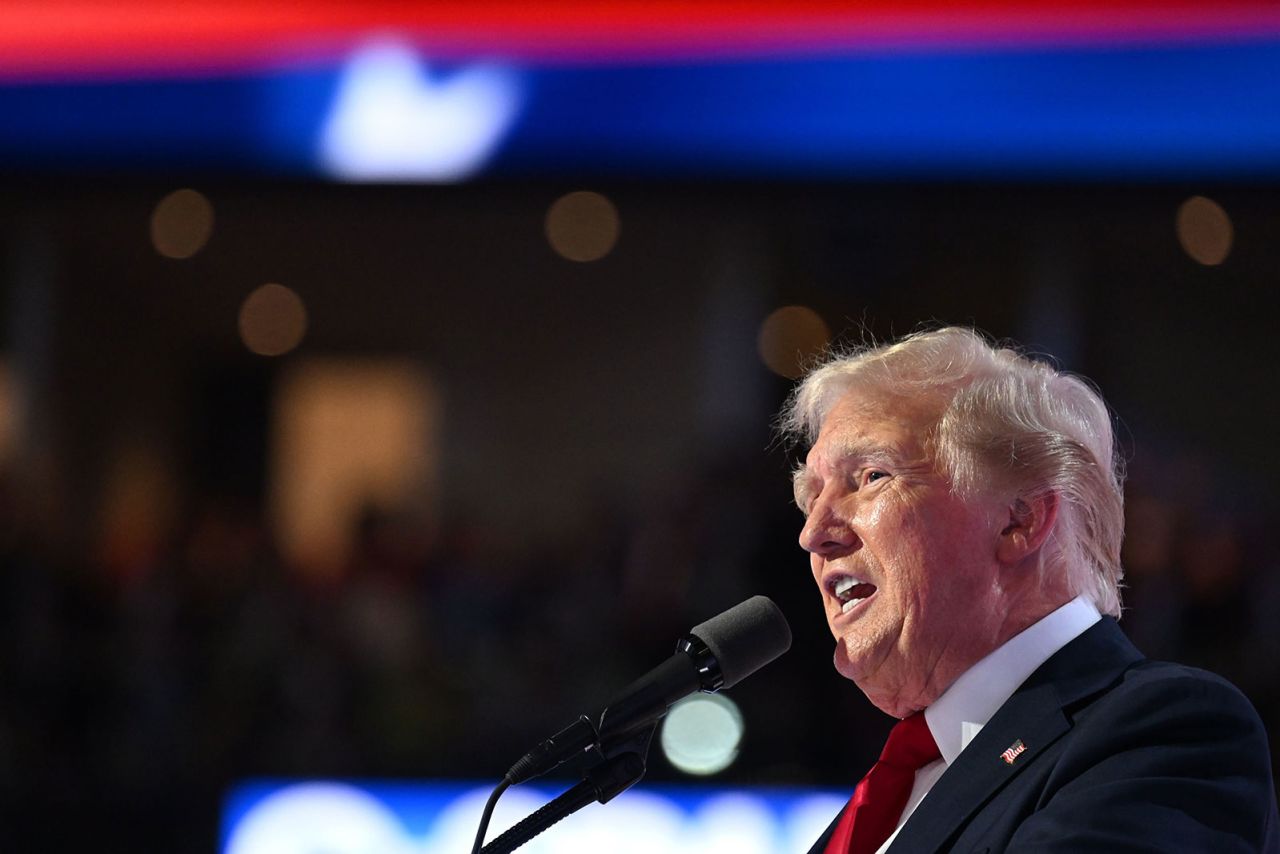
[689,595,792,689]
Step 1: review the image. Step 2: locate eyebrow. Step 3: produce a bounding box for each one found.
[792,466,815,512]
[826,438,905,465]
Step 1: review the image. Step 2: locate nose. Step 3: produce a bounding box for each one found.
[798,496,859,557]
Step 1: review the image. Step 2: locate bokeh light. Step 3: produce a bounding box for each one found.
[757,305,830,379]
[1176,195,1233,266]
[545,191,620,262]
[0,360,19,466]
[150,188,214,259]
[659,693,744,776]
[239,283,308,357]
[271,359,439,580]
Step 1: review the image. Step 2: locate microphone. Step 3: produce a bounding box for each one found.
[505,595,792,785]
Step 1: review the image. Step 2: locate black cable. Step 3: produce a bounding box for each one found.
[471,777,511,854]
[479,777,599,854]
[479,753,646,854]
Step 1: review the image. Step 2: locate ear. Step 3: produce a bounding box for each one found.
[996,491,1059,566]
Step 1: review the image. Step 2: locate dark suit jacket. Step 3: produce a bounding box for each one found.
[807,618,1280,853]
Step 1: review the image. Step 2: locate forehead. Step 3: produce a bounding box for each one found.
[804,391,936,467]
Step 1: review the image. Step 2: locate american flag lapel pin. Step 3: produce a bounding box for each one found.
[1000,739,1027,765]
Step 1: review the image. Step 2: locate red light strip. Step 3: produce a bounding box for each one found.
[3,1,1279,79]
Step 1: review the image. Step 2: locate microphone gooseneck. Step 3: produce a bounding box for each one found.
[477,595,793,854]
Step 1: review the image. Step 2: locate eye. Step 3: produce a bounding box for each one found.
[863,470,889,486]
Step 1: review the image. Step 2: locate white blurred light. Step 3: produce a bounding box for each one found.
[224,780,847,854]
[784,794,854,853]
[683,793,776,854]
[224,783,412,854]
[660,693,744,776]
[318,40,522,183]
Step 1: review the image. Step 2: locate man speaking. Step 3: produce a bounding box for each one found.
[783,327,1278,853]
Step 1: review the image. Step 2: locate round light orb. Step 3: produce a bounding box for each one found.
[659,693,744,776]
[545,191,620,262]
[151,188,214,259]
[1176,195,1233,266]
[239,283,308,357]
[757,305,831,379]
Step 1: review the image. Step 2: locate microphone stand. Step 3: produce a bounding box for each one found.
[478,726,655,854]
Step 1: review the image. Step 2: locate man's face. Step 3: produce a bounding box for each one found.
[794,391,1012,717]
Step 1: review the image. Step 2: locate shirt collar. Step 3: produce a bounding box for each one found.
[924,596,1101,765]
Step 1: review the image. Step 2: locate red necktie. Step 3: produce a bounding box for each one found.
[823,712,941,854]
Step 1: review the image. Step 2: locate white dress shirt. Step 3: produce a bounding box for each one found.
[874,596,1102,853]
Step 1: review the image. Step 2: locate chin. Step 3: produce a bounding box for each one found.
[834,641,920,718]
[833,639,870,684]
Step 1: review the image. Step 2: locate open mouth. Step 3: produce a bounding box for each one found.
[832,575,878,614]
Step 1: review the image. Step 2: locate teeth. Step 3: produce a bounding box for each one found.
[834,576,863,598]
[832,575,873,614]
[841,598,865,614]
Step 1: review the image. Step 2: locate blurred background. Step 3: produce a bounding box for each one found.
[2,2,1279,850]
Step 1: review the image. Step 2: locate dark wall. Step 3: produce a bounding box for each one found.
[1,179,1276,850]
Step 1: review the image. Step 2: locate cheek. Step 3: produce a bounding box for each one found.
[863,497,893,528]
[884,519,969,607]
[877,504,930,573]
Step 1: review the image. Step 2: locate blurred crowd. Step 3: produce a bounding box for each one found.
[0,436,1277,850]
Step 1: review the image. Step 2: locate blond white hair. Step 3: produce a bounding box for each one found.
[780,326,1125,617]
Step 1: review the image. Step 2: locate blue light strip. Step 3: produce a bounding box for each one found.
[2,40,1278,179]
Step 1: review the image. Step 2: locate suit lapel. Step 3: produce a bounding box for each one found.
[884,682,1070,852]
[885,618,1143,853]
